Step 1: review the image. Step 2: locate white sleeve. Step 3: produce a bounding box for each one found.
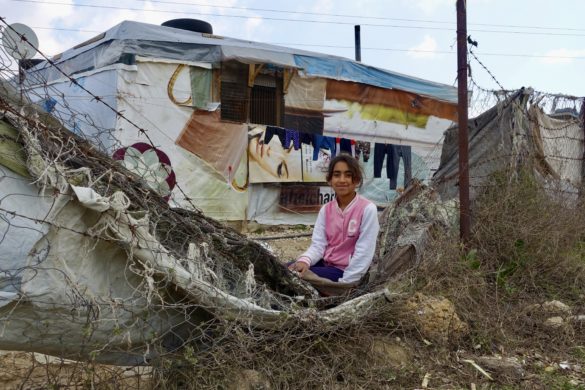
[297,206,327,266]
[338,203,379,283]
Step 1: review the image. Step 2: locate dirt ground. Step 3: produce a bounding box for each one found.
[3,224,585,389]
[245,225,313,263]
[0,351,152,389]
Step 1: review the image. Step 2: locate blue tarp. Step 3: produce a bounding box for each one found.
[294,55,457,103]
[28,21,457,104]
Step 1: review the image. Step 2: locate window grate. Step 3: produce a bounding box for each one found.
[250,85,277,126]
[220,81,247,123]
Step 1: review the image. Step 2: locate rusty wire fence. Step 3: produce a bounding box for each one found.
[1,19,585,389]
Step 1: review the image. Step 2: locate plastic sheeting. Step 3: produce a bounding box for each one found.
[26,21,456,104]
[433,89,583,203]
[26,61,249,221]
[295,55,457,103]
[27,66,122,151]
[177,110,248,180]
[116,61,249,220]
[433,91,532,202]
[530,106,583,186]
[19,20,460,224]
[323,99,452,147]
[0,167,193,364]
[22,58,447,224]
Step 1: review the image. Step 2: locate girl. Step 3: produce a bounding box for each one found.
[289,154,379,284]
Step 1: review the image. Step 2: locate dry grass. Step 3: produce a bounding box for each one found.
[146,171,585,389]
[5,168,585,389]
[406,170,585,388]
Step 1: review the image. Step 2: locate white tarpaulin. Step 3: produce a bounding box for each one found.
[0,166,192,364]
[531,106,583,186]
[115,61,249,220]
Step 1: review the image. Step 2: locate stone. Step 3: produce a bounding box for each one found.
[475,355,525,378]
[370,337,411,368]
[525,300,571,317]
[544,316,565,329]
[541,300,571,315]
[231,369,271,390]
[403,293,469,345]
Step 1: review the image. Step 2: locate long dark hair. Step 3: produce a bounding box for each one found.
[325,153,364,186]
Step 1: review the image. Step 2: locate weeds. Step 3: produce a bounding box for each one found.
[6,168,585,389]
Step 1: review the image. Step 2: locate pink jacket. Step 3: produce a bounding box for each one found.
[298,194,379,283]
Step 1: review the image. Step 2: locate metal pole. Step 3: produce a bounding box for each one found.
[456,0,471,245]
[354,25,361,62]
[581,98,585,188]
[18,60,24,103]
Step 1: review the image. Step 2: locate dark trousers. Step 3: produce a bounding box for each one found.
[373,143,412,190]
[288,259,344,282]
[310,259,344,282]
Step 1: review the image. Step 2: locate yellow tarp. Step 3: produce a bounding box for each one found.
[0,120,30,178]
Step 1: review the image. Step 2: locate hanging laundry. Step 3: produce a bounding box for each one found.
[299,132,313,146]
[312,135,336,161]
[355,141,371,162]
[284,129,301,150]
[264,126,286,147]
[335,137,356,157]
[373,143,412,190]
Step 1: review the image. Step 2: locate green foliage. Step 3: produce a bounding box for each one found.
[542,371,585,390]
[463,248,481,270]
[495,239,527,293]
[183,345,198,366]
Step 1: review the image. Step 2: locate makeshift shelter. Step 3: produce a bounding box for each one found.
[0,79,365,364]
[373,89,585,281]
[3,33,584,367]
[434,89,584,202]
[21,20,457,224]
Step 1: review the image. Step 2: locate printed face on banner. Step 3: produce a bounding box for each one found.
[248,127,302,183]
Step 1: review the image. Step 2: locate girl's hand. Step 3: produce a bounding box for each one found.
[288,261,309,276]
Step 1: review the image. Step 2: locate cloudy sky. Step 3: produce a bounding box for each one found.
[1,0,584,96]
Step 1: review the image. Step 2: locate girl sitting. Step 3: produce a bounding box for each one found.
[289,154,379,284]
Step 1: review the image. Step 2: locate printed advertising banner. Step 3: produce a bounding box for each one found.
[248,126,303,183]
[278,185,335,213]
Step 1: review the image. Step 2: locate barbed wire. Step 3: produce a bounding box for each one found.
[2,16,585,389]
[0,18,204,213]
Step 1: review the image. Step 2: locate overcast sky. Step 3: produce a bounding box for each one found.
[2,0,584,97]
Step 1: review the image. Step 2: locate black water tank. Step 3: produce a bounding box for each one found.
[19,58,44,70]
[161,19,213,34]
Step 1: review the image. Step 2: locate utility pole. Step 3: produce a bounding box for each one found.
[354,25,361,62]
[581,99,585,189]
[456,0,471,245]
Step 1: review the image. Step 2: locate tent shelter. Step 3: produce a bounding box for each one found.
[22,20,457,224]
[4,39,583,365]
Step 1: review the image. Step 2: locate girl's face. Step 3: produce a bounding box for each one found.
[329,161,357,198]
[248,135,290,179]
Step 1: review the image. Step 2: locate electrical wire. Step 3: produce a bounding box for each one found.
[11,26,585,61]
[9,0,585,37]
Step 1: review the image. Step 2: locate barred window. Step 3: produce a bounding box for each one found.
[220,61,248,122]
[220,61,283,126]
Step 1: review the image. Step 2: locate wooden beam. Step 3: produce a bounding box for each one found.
[283,69,294,94]
[248,64,264,87]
